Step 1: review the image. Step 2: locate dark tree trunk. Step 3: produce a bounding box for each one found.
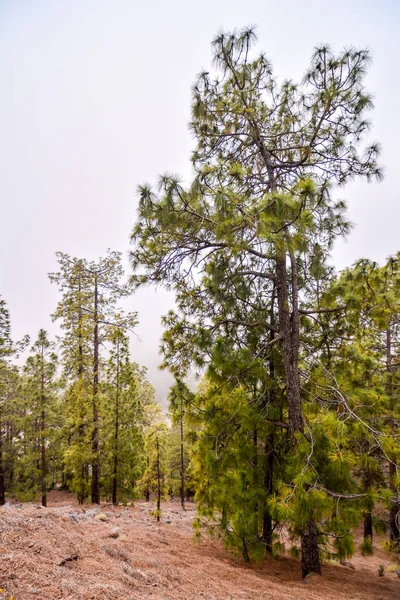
[363,469,373,543]
[364,511,373,542]
[389,460,400,543]
[91,275,100,504]
[180,398,185,510]
[156,436,161,521]
[0,415,5,505]
[275,253,303,439]
[112,338,120,506]
[242,536,250,563]
[145,455,150,501]
[77,273,85,505]
[253,426,259,527]
[262,291,276,553]
[301,517,321,578]
[386,327,400,544]
[40,346,47,507]
[77,464,85,505]
[262,433,274,552]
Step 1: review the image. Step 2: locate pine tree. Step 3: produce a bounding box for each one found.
[131,29,382,576]
[0,297,28,504]
[141,420,168,520]
[23,330,58,506]
[50,250,134,503]
[102,322,149,504]
[168,380,194,509]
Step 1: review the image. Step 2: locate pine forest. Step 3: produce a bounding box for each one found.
[1,22,400,600]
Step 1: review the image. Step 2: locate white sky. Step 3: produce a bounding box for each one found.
[1,0,399,403]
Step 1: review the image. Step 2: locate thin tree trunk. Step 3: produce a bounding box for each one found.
[0,413,5,505]
[287,249,320,573]
[145,455,150,501]
[242,536,250,563]
[180,397,185,510]
[389,460,400,543]
[112,338,120,505]
[40,345,47,507]
[262,433,274,552]
[156,436,161,521]
[91,275,100,504]
[363,469,373,543]
[386,326,400,543]
[253,425,259,532]
[301,517,321,578]
[364,511,373,543]
[262,286,276,553]
[77,272,85,505]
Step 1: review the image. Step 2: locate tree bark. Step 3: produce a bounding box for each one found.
[301,517,321,578]
[40,344,47,507]
[145,455,150,501]
[253,426,259,528]
[363,469,373,543]
[180,398,185,510]
[0,413,5,505]
[389,460,400,543]
[91,275,100,504]
[262,433,274,552]
[156,436,161,521]
[112,338,120,505]
[364,511,373,543]
[77,272,85,505]
[275,252,303,439]
[262,289,276,553]
[386,326,400,544]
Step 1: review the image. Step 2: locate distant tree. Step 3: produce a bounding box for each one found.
[50,250,134,504]
[23,330,58,507]
[101,320,153,505]
[0,297,28,505]
[140,404,168,518]
[168,380,194,509]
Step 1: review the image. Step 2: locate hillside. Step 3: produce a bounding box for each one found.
[0,491,398,600]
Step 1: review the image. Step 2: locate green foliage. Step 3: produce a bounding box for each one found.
[129,27,397,577]
[360,538,374,556]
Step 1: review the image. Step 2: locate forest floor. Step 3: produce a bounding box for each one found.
[0,490,399,600]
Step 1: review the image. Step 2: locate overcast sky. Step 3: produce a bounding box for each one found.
[1,0,399,403]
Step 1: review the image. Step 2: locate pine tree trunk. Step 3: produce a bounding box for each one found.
[301,517,321,578]
[180,399,185,510]
[363,469,372,543]
[0,414,5,506]
[112,338,120,506]
[156,436,161,521]
[112,440,118,505]
[364,511,373,542]
[145,455,150,501]
[242,536,250,563]
[389,460,400,543]
[386,327,400,544]
[253,426,259,529]
[91,275,100,504]
[262,433,274,552]
[41,409,47,507]
[262,296,276,553]
[40,347,47,507]
[77,273,85,505]
[275,252,303,439]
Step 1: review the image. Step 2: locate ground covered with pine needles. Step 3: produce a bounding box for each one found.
[0,491,398,600]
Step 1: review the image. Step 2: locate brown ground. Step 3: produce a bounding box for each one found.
[0,491,398,600]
